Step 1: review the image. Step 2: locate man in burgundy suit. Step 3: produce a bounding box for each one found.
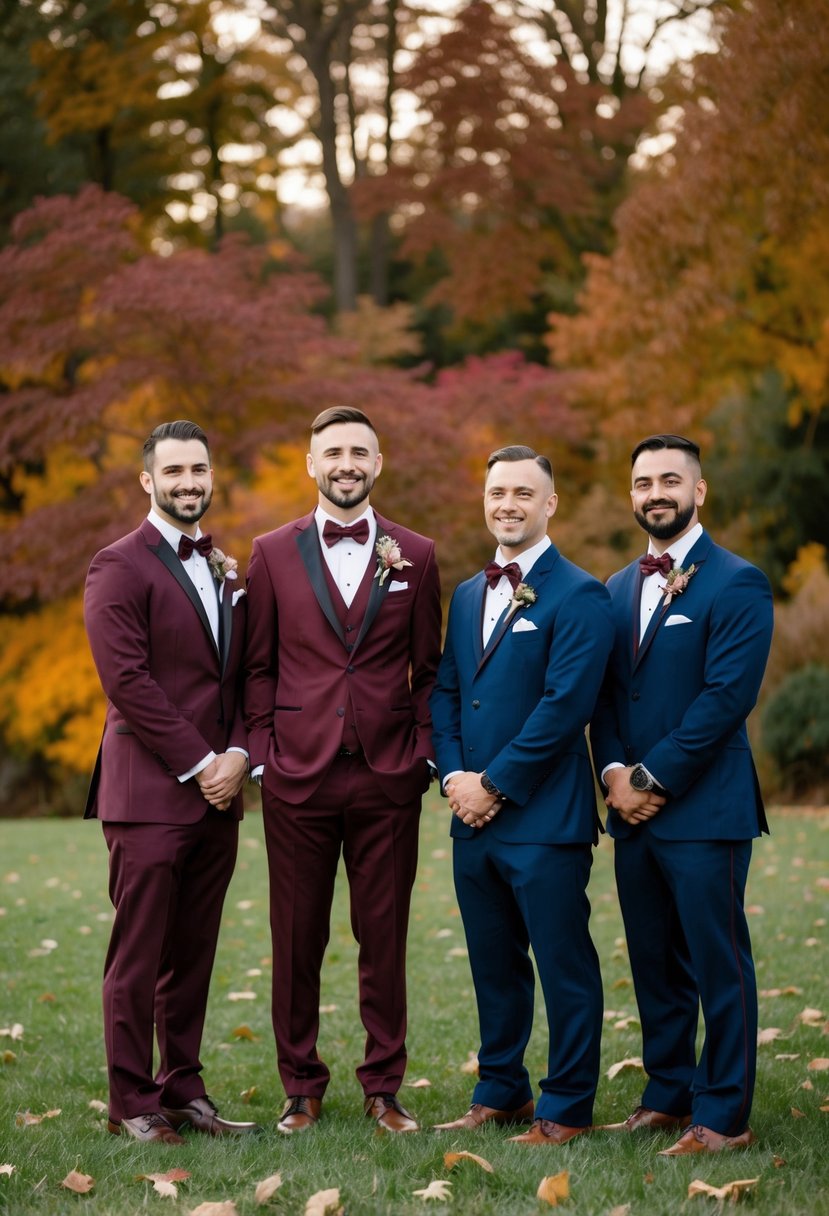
[84,420,258,1144]
[245,406,442,1134]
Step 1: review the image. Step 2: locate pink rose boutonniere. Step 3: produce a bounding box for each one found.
[662,563,697,603]
[505,582,537,624]
[375,534,413,586]
[208,547,238,583]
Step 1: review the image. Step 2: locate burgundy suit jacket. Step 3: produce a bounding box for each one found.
[83,518,247,823]
[244,510,442,805]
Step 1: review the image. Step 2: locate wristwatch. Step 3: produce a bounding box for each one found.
[629,763,655,792]
[480,771,504,800]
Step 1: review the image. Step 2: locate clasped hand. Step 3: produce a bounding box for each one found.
[604,766,666,824]
[196,751,248,811]
[446,771,502,829]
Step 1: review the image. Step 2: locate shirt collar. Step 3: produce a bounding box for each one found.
[648,521,702,569]
[494,534,551,580]
[148,508,205,555]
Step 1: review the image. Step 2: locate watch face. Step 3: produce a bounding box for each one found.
[630,766,650,791]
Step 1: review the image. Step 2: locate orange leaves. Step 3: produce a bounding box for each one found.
[444,1150,494,1174]
[537,1171,570,1206]
[138,1169,191,1200]
[304,1189,342,1215]
[253,1173,283,1204]
[606,1057,645,1081]
[688,1177,759,1203]
[61,1170,94,1194]
[15,1109,61,1127]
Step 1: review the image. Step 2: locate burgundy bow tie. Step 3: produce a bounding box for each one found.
[178,533,213,560]
[484,560,523,591]
[639,552,674,577]
[322,518,370,547]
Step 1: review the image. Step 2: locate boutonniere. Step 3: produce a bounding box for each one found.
[505,582,537,624]
[208,547,238,583]
[374,534,413,586]
[662,563,696,602]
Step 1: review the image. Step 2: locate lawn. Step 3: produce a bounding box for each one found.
[1,795,827,1215]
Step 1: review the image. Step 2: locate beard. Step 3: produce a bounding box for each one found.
[154,485,212,525]
[634,500,696,540]
[319,472,375,512]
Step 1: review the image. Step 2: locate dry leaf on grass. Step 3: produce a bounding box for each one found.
[760,986,802,997]
[613,1016,639,1031]
[799,1008,825,1027]
[406,1078,432,1088]
[304,1188,342,1215]
[611,977,632,989]
[808,1057,829,1071]
[254,1173,283,1204]
[444,1150,494,1173]
[2,1052,16,1064]
[688,1177,758,1202]
[0,1165,15,1177]
[772,1156,786,1168]
[15,1109,61,1126]
[606,1056,644,1081]
[188,1203,239,1216]
[608,1206,631,1216]
[319,1005,338,1014]
[88,1099,107,1113]
[240,1086,258,1104]
[61,1171,94,1194]
[138,1169,190,1198]
[459,1053,479,1075]
[413,1180,452,1201]
[790,1108,806,1118]
[0,1024,23,1041]
[775,1053,800,1061]
[537,1172,570,1206]
[227,992,256,1001]
[230,1025,258,1041]
[800,1080,814,1091]
[757,1027,783,1044]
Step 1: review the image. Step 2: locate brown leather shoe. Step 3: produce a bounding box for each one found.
[508,1118,589,1145]
[162,1095,261,1136]
[434,1100,535,1131]
[658,1124,756,1156]
[277,1095,321,1134]
[107,1113,185,1144]
[601,1105,692,1132]
[364,1093,419,1133]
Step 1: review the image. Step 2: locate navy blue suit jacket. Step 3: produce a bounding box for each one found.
[590,529,774,841]
[431,543,613,845]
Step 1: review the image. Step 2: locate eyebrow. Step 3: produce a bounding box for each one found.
[633,469,684,483]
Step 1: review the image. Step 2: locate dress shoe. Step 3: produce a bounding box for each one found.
[434,1100,535,1131]
[277,1095,321,1134]
[601,1105,692,1133]
[107,1113,185,1144]
[658,1124,757,1156]
[508,1118,589,1145]
[364,1093,419,1133]
[162,1095,261,1136]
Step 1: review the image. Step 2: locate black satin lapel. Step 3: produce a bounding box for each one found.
[219,578,233,674]
[476,600,512,674]
[353,557,389,654]
[150,539,219,657]
[633,595,670,670]
[295,525,344,642]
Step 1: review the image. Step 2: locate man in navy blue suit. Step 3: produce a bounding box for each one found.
[430,445,614,1145]
[591,433,773,1155]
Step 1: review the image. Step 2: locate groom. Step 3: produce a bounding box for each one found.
[84,419,256,1143]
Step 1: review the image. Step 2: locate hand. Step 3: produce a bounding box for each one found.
[446,771,502,829]
[196,752,248,811]
[604,766,666,824]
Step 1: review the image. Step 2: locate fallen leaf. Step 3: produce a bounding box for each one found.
[254,1172,283,1204]
[790,1108,806,1118]
[800,1080,814,1090]
[407,1078,432,1088]
[37,993,55,1003]
[757,1027,783,1044]
[807,1058,829,1071]
[643,1172,654,1184]
[240,1086,258,1104]
[444,1150,494,1173]
[772,1156,786,1168]
[137,1169,191,1184]
[613,1016,639,1031]
[319,1004,338,1014]
[446,947,468,957]
[459,1053,479,1075]
[0,1024,23,1041]
[611,977,632,989]
[746,905,764,915]
[774,1053,800,1061]
[227,992,257,1001]
[2,1051,16,1064]
[537,1172,570,1206]
[188,1204,239,1216]
[799,1008,825,1027]
[760,986,802,997]
[88,1099,107,1113]
[304,1188,342,1215]
[153,1180,178,1198]
[687,1178,758,1202]
[231,1025,258,1041]
[0,1165,15,1177]
[608,1206,631,1216]
[606,1056,644,1081]
[61,1171,94,1194]
[15,1109,61,1126]
[413,1180,452,1201]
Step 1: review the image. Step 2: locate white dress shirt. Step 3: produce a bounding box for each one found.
[315,505,376,606]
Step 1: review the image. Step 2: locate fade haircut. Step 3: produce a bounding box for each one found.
[310,406,377,437]
[486,444,554,486]
[631,434,702,476]
[143,420,210,471]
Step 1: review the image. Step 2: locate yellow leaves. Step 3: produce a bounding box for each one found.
[606,1056,644,1080]
[413,1180,452,1201]
[254,1173,283,1204]
[536,1171,570,1206]
[240,1086,258,1104]
[334,296,423,365]
[444,1150,494,1173]
[688,1177,758,1203]
[15,1109,61,1126]
[304,1188,342,1215]
[61,1170,94,1194]
[230,1025,258,1040]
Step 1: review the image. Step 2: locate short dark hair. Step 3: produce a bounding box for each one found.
[486,444,553,482]
[310,406,377,437]
[631,434,701,469]
[143,420,210,471]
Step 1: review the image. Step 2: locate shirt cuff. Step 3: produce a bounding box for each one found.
[442,769,463,793]
[600,761,625,783]
[250,763,264,786]
[178,751,216,783]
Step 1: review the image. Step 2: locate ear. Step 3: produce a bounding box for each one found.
[139,470,153,496]
[546,492,559,520]
[373,451,383,479]
[306,451,315,480]
[695,478,707,507]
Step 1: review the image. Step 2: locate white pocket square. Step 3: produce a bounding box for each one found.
[231,589,247,606]
[388,580,408,592]
[512,617,538,633]
[664,613,692,626]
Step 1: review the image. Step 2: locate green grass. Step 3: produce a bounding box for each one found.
[1,796,827,1215]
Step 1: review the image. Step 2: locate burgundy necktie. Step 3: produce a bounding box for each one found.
[322,519,370,547]
[639,553,673,577]
[178,533,213,560]
[484,560,522,591]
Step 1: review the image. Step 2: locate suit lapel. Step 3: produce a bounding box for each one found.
[148,533,220,658]
[475,544,558,676]
[218,579,233,674]
[295,520,344,643]
[353,533,389,654]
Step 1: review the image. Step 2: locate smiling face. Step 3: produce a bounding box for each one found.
[139,437,213,534]
[630,447,706,548]
[307,421,383,520]
[484,458,557,556]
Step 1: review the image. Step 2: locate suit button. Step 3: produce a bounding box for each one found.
[347,664,355,673]
[472,699,480,709]
[467,746,475,752]
[336,707,345,717]
[631,692,640,701]
[346,643,354,652]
